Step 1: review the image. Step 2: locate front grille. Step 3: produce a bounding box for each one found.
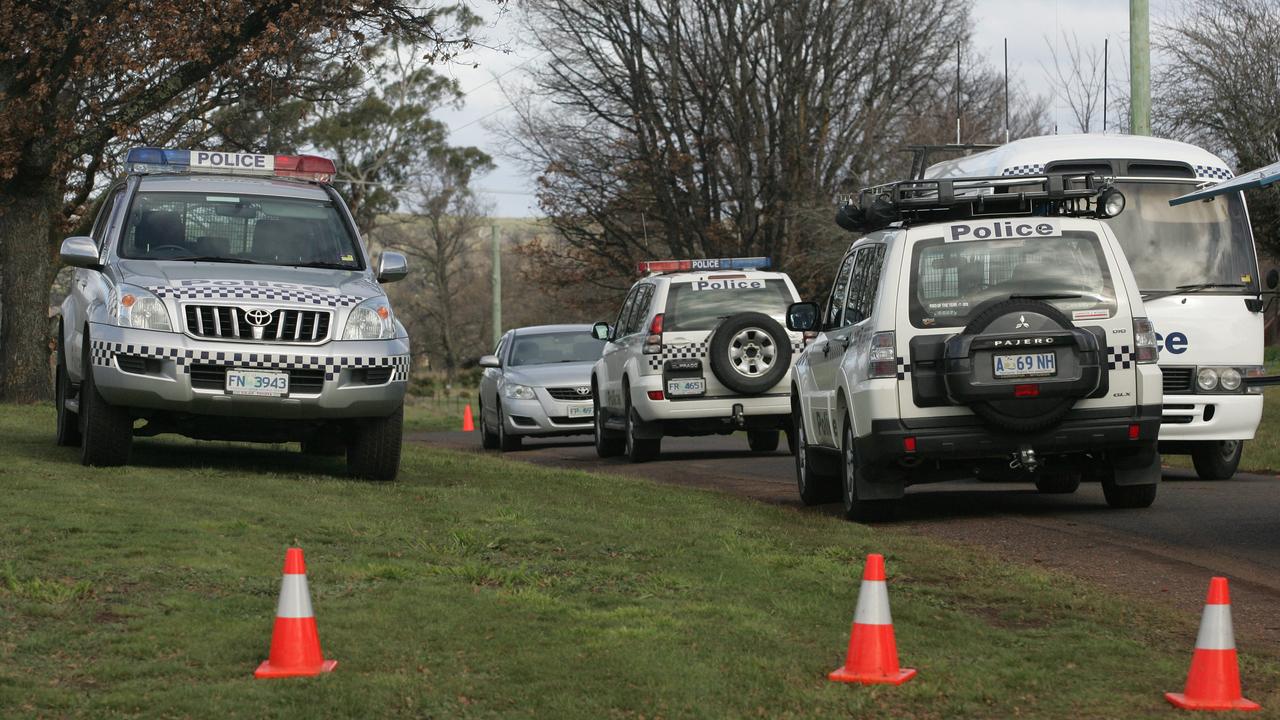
[1162,366,1194,394]
[548,386,593,401]
[183,305,331,343]
[189,365,326,394]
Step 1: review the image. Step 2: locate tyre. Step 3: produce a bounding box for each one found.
[794,407,839,506]
[840,418,895,522]
[747,429,780,453]
[1190,440,1243,481]
[347,405,403,481]
[624,403,660,463]
[496,402,522,452]
[1033,470,1081,494]
[707,312,792,395]
[55,332,82,448]
[593,389,624,458]
[1101,478,1158,508]
[78,355,132,467]
[479,400,500,450]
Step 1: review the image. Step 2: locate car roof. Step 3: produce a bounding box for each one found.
[135,174,332,200]
[658,270,791,282]
[510,324,596,336]
[924,133,1233,179]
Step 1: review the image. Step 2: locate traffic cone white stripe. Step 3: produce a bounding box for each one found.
[275,574,315,619]
[852,579,893,626]
[1194,604,1236,651]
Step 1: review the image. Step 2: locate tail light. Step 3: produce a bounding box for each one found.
[643,313,664,354]
[868,331,897,378]
[1133,317,1158,363]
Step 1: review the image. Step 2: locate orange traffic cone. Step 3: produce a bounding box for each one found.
[462,404,475,432]
[255,548,337,679]
[1165,577,1260,711]
[829,553,917,685]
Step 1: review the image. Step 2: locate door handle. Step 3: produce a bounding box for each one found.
[837,336,851,351]
[822,342,831,357]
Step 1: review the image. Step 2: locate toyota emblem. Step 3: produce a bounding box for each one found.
[244,308,273,327]
[575,386,591,396]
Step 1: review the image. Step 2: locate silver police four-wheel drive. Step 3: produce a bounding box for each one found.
[56,148,411,480]
[477,324,606,451]
[590,258,804,463]
[787,173,1163,521]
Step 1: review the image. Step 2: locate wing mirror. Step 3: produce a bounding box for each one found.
[786,302,819,332]
[377,251,409,283]
[59,236,102,270]
[591,321,612,341]
[478,354,501,369]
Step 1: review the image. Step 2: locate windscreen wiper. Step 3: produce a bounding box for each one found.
[1141,283,1246,301]
[173,255,262,264]
[1010,293,1082,300]
[292,261,358,270]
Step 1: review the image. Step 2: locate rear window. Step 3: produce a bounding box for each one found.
[909,231,1116,329]
[664,278,793,332]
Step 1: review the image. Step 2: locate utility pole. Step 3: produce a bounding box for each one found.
[491,225,502,348]
[1130,0,1151,135]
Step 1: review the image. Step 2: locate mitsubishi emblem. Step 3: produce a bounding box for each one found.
[1015,315,1030,329]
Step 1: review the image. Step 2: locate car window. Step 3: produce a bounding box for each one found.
[118,191,363,269]
[844,244,887,325]
[494,335,507,362]
[663,278,793,332]
[90,186,125,248]
[508,332,607,366]
[613,286,640,338]
[825,254,857,329]
[625,284,654,335]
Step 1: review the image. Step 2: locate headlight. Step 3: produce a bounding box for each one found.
[503,384,536,400]
[1196,367,1220,392]
[1219,367,1243,392]
[114,285,172,331]
[341,299,395,340]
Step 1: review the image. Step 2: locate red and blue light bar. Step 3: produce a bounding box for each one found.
[636,257,772,274]
[125,148,337,183]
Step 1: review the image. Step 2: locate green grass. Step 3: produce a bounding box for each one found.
[3,404,1280,718]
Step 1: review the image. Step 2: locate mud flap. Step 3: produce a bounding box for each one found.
[855,462,907,500]
[1108,441,1160,486]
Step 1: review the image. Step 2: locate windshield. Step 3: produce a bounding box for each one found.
[118,191,363,269]
[1101,181,1257,293]
[910,231,1117,328]
[664,278,793,332]
[508,332,605,366]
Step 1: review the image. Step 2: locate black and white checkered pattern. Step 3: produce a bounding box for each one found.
[149,285,363,308]
[646,340,806,370]
[1001,164,1045,176]
[895,357,912,380]
[1106,345,1135,371]
[91,340,409,382]
[1194,165,1234,181]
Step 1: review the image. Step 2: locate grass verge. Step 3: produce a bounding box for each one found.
[2,404,1279,718]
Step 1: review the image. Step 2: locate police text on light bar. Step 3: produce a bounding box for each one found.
[124,148,337,184]
[636,257,772,274]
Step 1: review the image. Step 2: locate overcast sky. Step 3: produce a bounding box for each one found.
[434,0,1179,218]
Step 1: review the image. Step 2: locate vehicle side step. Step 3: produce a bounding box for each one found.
[64,398,80,414]
[603,417,627,432]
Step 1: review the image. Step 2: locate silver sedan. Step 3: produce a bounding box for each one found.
[477,324,605,450]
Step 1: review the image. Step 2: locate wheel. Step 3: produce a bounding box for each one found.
[1190,440,1243,480]
[1034,470,1081,494]
[624,403,660,463]
[707,312,792,395]
[496,402,522,452]
[747,429,780,453]
[840,418,895,522]
[346,405,403,481]
[55,333,82,448]
[794,407,839,505]
[479,400,500,450]
[594,392,623,458]
[1101,478,1158,508]
[78,353,132,467]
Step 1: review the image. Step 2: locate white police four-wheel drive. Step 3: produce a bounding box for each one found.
[787,173,1163,520]
[55,148,411,480]
[590,258,804,462]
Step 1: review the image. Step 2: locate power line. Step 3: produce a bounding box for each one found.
[335,176,535,197]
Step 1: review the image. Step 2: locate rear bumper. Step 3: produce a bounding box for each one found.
[630,373,791,422]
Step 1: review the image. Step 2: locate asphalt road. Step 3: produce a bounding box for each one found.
[412,429,1280,652]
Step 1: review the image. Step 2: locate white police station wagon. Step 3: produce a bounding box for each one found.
[55,148,411,480]
[590,258,804,462]
[787,173,1163,520]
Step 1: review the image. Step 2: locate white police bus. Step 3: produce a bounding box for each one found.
[926,134,1266,479]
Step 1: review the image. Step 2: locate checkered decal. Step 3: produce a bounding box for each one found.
[1001,164,1045,176]
[895,357,912,380]
[91,340,409,382]
[1106,345,1135,371]
[647,341,806,370]
[149,285,363,308]
[1194,164,1233,181]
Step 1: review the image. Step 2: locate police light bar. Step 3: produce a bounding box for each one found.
[124,148,337,183]
[636,257,772,274]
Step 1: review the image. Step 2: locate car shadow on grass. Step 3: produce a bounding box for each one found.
[122,439,349,478]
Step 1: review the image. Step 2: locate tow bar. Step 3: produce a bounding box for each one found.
[731,403,745,428]
[1009,445,1039,472]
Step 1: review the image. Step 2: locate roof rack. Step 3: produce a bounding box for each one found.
[905,143,999,180]
[835,172,1118,234]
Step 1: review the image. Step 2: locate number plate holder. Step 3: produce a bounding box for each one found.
[993,352,1057,379]
[225,368,290,397]
[666,378,706,397]
[568,404,594,419]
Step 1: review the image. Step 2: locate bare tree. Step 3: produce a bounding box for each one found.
[1042,31,1108,133]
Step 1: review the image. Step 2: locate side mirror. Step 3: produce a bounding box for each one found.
[60,236,101,270]
[1267,268,1278,291]
[786,302,820,332]
[377,251,409,283]
[591,321,612,341]
[478,354,501,369]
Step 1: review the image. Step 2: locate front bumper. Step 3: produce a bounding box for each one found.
[1157,393,1261,441]
[87,323,407,419]
[501,388,594,437]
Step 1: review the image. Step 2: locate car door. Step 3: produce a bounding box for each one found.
[599,284,641,413]
[801,249,859,448]
[67,184,126,373]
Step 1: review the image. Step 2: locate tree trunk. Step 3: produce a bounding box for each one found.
[0,182,59,403]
